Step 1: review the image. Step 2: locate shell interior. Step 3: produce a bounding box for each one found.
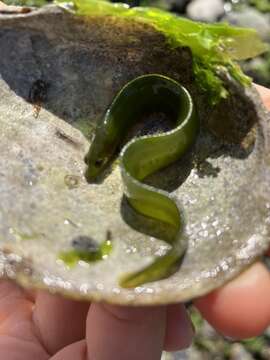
[0,5,269,305]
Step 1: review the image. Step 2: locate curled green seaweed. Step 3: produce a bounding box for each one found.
[85,74,198,287]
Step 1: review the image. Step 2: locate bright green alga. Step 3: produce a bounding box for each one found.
[63,0,269,105]
[59,239,113,267]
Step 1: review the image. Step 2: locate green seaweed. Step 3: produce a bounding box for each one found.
[69,0,268,104]
[85,74,198,288]
[59,239,113,267]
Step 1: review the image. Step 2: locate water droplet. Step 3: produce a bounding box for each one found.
[135,286,144,294]
[96,283,104,291]
[64,218,79,227]
[64,174,80,189]
[201,222,207,229]
[80,284,89,293]
[125,245,137,254]
[112,287,120,294]
[212,220,219,228]
[78,260,90,268]
[8,228,14,234]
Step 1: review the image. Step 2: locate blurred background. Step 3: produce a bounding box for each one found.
[2,0,270,359]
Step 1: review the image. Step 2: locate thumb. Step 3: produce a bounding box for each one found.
[86,303,166,360]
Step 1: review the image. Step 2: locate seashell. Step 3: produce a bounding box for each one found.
[0,4,269,305]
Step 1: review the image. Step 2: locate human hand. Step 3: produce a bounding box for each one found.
[0,86,269,360]
[0,258,269,360]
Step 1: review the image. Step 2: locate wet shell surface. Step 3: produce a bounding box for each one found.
[0,5,270,305]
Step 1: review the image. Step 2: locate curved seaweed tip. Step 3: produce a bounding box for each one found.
[85,74,198,287]
[63,0,269,105]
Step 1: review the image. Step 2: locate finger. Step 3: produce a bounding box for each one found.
[33,291,89,355]
[0,281,49,360]
[0,280,32,324]
[0,336,49,360]
[255,84,270,109]
[50,340,86,360]
[164,304,194,351]
[86,304,166,360]
[194,262,270,339]
[0,281,37,341]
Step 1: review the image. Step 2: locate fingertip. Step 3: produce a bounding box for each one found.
[50,340,86,360]
[33,291,89,355]
[194,263,270,339]
[86,304,166,360]
[254,84,270,109]
[164,304,194,351]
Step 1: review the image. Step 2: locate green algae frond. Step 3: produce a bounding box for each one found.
[67,0,268,104]
[59,239,113,267]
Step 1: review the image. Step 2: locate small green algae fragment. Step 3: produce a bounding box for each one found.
[59,240,113,267]
[66,0,268,104]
